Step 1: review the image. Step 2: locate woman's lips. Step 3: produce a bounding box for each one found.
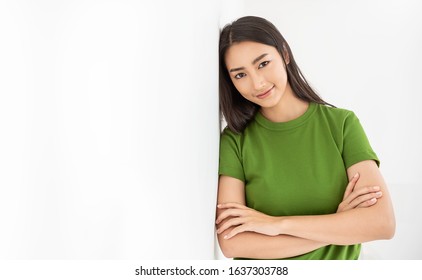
[256,86,274,99]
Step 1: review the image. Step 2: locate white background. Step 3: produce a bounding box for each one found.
[0,0,421,260]
[0,0,223,259]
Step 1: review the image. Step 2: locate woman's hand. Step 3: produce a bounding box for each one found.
[337,173,383,213]
[216,203,281,239]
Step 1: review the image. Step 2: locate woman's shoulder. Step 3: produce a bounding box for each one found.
[316,103,357,121]
[220,126,243,141]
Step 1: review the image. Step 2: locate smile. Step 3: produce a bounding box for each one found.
[256,85,275,99]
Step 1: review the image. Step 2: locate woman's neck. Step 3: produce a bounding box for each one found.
[260,84,309,123]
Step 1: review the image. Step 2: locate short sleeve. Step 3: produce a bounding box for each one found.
[218,128,245,182]
[342,111,380,169]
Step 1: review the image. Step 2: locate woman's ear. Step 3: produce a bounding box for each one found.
[282,43,290,65]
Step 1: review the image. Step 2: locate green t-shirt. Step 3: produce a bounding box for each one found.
[218,102,379,260]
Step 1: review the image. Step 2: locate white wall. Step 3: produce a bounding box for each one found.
[243,0,422,259]
[0,0,223,259]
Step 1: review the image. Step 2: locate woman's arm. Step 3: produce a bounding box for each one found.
[216,175,327,259]
[277,160,395,245]
[218,160,395,246]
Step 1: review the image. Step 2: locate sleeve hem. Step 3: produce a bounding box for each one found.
[218,168,245,182]
[345,152,380,169]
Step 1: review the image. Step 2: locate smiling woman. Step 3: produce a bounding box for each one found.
[218,16,335,134]
[225,41,303,122]
[216,16,395,260]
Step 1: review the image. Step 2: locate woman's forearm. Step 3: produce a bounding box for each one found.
[218,227,327,259]
[278,204,395,245]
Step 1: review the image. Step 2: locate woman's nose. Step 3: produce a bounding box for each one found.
[250,73,266,91]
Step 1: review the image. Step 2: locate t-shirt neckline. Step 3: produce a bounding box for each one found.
[255,102,317,131]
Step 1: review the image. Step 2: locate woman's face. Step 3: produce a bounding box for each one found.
[224,41,289,108]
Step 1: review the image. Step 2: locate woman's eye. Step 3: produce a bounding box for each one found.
[258,61,270,69]
[234,73,246,79]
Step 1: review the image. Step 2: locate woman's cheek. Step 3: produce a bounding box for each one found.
[238,81,251,95]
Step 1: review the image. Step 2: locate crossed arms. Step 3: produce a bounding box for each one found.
[216,160,395,259]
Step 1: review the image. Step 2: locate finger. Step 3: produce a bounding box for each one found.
[338,189,383,212]
[343,173,360,200]
[360,197,378,207]
[337,201,349,212]
[224,224,249,239]
[216,208,246,224]
[217,217,244,234]
[354,186,381,197]
[350,192,383,209]
[343,185,381,205]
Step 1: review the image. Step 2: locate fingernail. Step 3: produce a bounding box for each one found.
[373,186,380,191]
[375,191,382,197]
[370,198,377,202]
[354,173,359,178]
[217,204,221,208]
[224,235,228,239]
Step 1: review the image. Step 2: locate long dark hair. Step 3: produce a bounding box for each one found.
[219,16,333,133]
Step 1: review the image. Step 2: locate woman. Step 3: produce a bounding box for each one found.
[216,16,395,260]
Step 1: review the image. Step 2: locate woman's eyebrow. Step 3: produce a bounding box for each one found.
[229,53,269,73]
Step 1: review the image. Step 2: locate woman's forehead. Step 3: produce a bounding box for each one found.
[225,41,278,66]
